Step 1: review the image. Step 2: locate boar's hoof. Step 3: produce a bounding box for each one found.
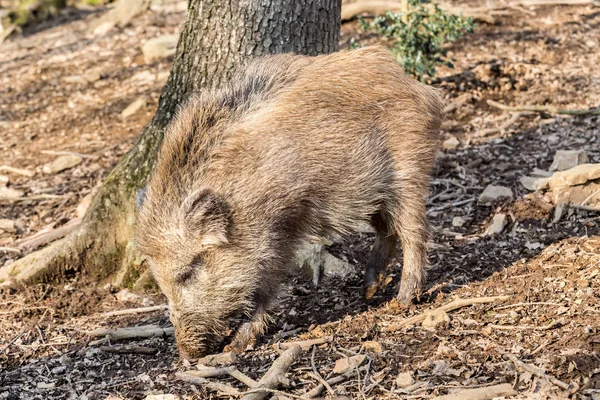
[397,281,419,305]
[363,283,380,300]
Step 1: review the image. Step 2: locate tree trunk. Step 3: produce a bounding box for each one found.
[0,0,342,289]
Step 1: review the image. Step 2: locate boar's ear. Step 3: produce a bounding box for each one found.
[180,186,230,248]
[136,186,147,210]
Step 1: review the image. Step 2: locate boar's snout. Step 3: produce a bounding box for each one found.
[171,310,226,360]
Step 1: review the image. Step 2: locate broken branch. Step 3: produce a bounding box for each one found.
[0,166,35,177]
[303,366,368,398]
[98,345,157,354]
[241,344,303,400]
[276,337,331,351]
[432,383,517,400]
[100,304,168,318]
[176,371,242,395]
[477,112,526,137]
[87,324,174,345]
[507,354,570,390]
[487,100,600,116]
[190,366,259,388]
[383,295,510,332]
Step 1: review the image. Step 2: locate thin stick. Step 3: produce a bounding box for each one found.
[189,366,259,388]
[40,150,98,159]
[477,112,524,137]
[487,100,600,116]
[495,302,562,310]
[507,354,570,390]
[99,345,158,354]
[427,198,475,213]
[0,166,35,177]
[101,304,168,317]
[242,388,304,399]
[87,325,175,345]
[1,330,26,353]
[175,371,241,395]
[277,337,331,351]
[432,383,517,400]
[241,344,303,400]
[488,320,562,331]
[311,346,335,396]
[383,296,510,332]
[570,204,600,213]
[1,194,68,202]
[304,366,368,398]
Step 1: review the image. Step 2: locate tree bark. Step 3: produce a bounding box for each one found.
[0,0,342,288]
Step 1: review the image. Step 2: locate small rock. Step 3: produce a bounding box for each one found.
[63,75,88,85]
[0,186,24,200]
[145,395,181,400]
[36,382,55,389]
[395,371,415,388]
[442,136,460,150]
[531,168,554,178]
[452,216,465,227]
[520,176,548,191]
[59,355,73,365]
[115,288,146,304]
[322,251,353,279]
[547,163,600,187]
[484,213,508,236]
[83,69,102,83]
[197,351,236,366]
[549,150,588,172]
[431,360,448,375]
[479,184,513,204]
[0,218,16,233]
[76,193,94,218]
[142,34,178,64]
[120,97,147,120]
[93,21,114,36]
[421,309,450,329]
[51,366,66,375]
[0,175,9,186]
[42,155,83,174]
[525,242,542,250]
[586,40,596,48]
[362,341,383,353]
[333,354,367,374]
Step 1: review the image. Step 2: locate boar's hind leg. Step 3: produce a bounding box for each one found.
[225,307,269,354]
[363,212,398,300]
[395,185,429,304]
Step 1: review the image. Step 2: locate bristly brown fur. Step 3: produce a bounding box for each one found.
[135,46,444,359]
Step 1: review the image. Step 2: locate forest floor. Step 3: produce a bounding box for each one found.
[1,2,600,399]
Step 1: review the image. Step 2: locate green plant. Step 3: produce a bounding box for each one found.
[359,0,475,81]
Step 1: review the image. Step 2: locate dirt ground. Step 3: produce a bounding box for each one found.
[1,2,600,399]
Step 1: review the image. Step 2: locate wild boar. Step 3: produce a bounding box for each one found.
[135,46,443,359]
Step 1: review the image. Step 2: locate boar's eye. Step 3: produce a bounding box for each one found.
[175,254,203,285]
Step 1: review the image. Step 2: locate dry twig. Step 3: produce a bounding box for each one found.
[303,366,368,398]
[477,112,526,137]
[432,383,517,400]
[101,304,168,318]
[176,371,241,396]
[383,295,510,332]
[99,345,157,354]
[191,366,259,388]
[241,344,303,400]
[487,99,600,116]
[87,324,174,345]
[507,354,570,390]
[0,165,35,177]
[276,337,331,351]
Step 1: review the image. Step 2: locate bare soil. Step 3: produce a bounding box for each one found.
[1,3,600,399]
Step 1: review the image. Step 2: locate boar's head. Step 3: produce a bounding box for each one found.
[135,185,260,359]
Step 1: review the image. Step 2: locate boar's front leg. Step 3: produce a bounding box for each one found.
[225,306,269,354]
[363,212,397,300]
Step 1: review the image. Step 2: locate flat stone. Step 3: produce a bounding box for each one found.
[333,354,367,374]
[484,213,508,236]
[0,187,24,200]
[478,184,513,204]
[120,97,146,120]
[42,155,83,174]
[421,309,450,329]
[395,371,415,388]
[0,218,16,233]
[442,136,460,150]
[547,163,600,188]
[142,34,178,64]
[549,150,588,172]
[520,176,549,191]
[322,251,354,279]
[452,216,465,227]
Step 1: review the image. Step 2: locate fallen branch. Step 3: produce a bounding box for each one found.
[190,366,259,388]
[101,304,168,318]
[241,344,303,400]
[99,345,157,354]
[0,166,35,177]
[383,295,510,332]
[427,198,476,213]
[487,100,600,116]
[433,383,517,400]
[570,204,600,213]
[495,301,562,310]
[40,150,98,159]
[87,324,174,345]
[276,337,331,351]
[176,371,241,396]
[507,354,570,390]
[477,112,526,137]
[16,218,82,250]
[0,247,21,254]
